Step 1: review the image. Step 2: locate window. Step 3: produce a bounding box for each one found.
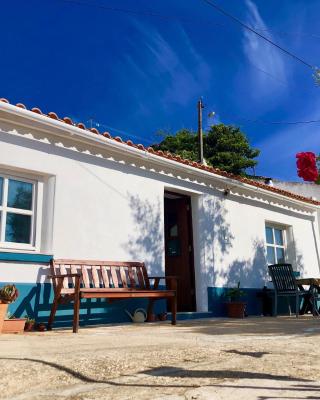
[0,174,37,250]
[265,225,286,265]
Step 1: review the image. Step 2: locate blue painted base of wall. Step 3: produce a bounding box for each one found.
[1,282,310,328]
[1,282,166,328]
[208,287,305,317]
[168,312,214,321]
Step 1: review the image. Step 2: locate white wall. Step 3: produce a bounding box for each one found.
[0,121,320,312]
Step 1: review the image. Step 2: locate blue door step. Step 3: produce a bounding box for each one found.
[167,311,214,321]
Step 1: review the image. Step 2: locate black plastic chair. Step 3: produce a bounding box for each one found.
[268,264,307,318]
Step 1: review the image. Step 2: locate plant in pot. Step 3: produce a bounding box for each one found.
[2,312,26,334]
[0,284,19,333]
[24,316,36,332]
[224,282,247,318]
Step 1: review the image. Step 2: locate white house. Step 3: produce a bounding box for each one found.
[0,98,319,325]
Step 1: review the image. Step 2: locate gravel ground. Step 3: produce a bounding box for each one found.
[1,317,320,400]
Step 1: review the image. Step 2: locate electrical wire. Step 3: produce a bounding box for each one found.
[58,0,225,26]
[58,0,320,40]
[86,120,158,145]
[201,0,316,70]
[218,112,320,125]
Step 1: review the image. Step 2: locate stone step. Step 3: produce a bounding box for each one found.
[167,311,214,321]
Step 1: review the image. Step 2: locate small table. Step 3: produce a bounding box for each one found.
[296,278,320,316]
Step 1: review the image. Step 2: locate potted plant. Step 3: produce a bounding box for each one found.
[24,317,36,332]
[36,322,46,332]
[224,282,247,318]
[0,284,19,333]
[2,312,27,334]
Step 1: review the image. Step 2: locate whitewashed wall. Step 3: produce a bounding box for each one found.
[0,117,319,312]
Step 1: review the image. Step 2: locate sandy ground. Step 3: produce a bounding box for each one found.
[1,317,320,400]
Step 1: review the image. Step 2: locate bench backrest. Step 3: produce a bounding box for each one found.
[50,259,150,293]
[268,263,297,293]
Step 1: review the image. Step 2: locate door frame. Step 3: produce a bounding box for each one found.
[164,190,196,311]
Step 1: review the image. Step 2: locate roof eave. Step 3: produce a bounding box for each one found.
[0,101,319,211]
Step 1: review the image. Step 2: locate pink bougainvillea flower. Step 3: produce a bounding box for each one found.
[296,152,319,182]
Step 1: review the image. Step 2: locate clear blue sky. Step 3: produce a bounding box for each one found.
[1,0,320,180]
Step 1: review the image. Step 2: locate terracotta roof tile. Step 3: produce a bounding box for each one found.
[31,107,42,114]
[89,127,99,135]
[48,112,59,120]
[1,99,319,206]
[77,122,86,130]
[63,117,73,125]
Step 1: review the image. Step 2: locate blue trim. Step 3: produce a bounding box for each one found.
[0,282,167,327]
[207,286,305,317]
[0,252,52,263]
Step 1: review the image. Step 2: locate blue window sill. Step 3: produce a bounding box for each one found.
[0,252,53,263]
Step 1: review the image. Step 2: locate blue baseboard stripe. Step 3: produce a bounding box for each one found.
[0,252,53,263]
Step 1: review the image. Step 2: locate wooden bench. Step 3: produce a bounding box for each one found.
[48,259,177,333]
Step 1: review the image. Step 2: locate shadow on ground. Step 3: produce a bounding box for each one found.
[142,365,311,382]
[176,316,320,337]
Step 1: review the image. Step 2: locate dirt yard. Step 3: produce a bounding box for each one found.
[1,317,320,400]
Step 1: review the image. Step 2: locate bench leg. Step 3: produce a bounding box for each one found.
[47,277,64,331]
[73,277,81,333]
[274,294,278,317]
[170,296,177,325]
[73,294,80,333]
[47,296,59,331]
[147,299,155,322]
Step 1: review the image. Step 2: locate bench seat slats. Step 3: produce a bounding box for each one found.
[120,267,128,288]
[101,266,110,288]
[110,267,119,288]
[59,264,69,289]
[136,267,145,288]
[81,266,90,288]
[127,267,136,288]
[92,266,100,288]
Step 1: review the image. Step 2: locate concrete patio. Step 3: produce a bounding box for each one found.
[1,317,320,399]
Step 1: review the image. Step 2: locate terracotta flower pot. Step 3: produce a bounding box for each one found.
[37,323,46,332]
[225,301,247,318]
[24,322,35,332]
[0,302,8,333]
[158,312,167,321]
[2,318,26,334]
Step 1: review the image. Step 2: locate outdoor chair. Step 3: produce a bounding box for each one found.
[268,263,307,318]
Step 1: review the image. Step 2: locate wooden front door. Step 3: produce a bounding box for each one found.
[164,193,196,312]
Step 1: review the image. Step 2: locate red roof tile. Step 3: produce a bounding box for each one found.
[0,98,319,206]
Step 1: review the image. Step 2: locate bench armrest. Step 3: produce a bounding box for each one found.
[148,276,179,280]
[148,276,178,290]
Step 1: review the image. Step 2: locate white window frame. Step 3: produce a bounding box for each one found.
[265,224,287,265]
[0,171,43,251]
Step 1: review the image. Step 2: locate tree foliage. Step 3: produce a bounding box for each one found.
[152,124,260,175]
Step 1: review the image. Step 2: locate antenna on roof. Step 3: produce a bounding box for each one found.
[88,117,94,129]
[197,98,204,164]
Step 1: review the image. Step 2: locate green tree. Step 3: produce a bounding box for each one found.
[152,124,260,175]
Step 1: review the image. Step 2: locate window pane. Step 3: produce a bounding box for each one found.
[0,177,3,205]
[274,229,284,246]
[7,179,33,210]
[167,212,178,237]
[276,247,285,264]
[265,227,274,244]
[5,213,31,243]
[267,246,275,265]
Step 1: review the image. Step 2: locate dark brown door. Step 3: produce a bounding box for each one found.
[164,193,196,312]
